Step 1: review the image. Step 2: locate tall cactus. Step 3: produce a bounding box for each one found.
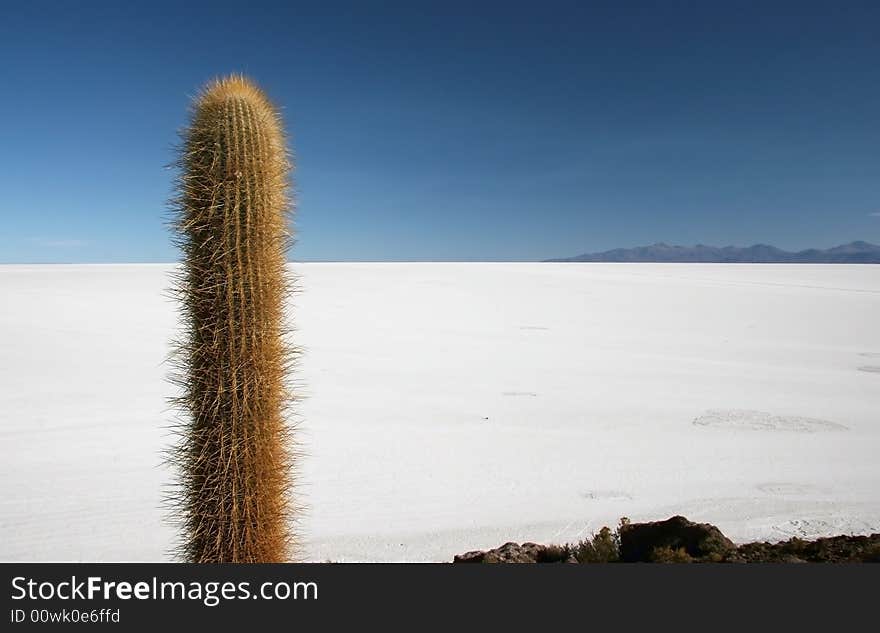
[170,75,295,562]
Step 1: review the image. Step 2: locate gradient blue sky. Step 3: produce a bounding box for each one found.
[1,0,878,262]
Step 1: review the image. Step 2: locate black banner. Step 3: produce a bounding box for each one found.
[2,563,877,628]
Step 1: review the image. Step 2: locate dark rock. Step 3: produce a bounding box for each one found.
[619,515,735,562]
[453,541,563,564]
[483,542,542,563]
[452,542,535,564]
[453,550,487,564]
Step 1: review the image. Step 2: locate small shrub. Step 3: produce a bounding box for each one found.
[570,525,621,563]
[650,546,693,563]
[863,542,880,563]
[537,544,570,563]
[784,537,808,555]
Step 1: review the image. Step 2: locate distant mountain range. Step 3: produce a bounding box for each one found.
[546,241,880,263]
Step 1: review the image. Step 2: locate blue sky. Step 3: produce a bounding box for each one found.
[1,0,878,262]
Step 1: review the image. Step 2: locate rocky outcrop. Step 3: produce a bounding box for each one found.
[452,516,880,563]
[729,534,880,563]
[618,515,735,562]
[454,542,571,564]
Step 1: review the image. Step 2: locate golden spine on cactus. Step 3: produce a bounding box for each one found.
[170,75,295,562]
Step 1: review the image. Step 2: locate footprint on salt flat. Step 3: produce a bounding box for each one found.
[502,391,538,397]
[857,365,880,374]
[772,519,835,539]
[756,482,820,496]
[519,325,549,331]
[580,490,633,501]
[693,409,848,433]
[771,518,878,539]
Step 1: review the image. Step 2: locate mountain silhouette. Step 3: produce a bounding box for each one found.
[547,241,880,263]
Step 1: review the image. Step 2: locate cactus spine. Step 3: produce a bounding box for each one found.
[171,75,294,562]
